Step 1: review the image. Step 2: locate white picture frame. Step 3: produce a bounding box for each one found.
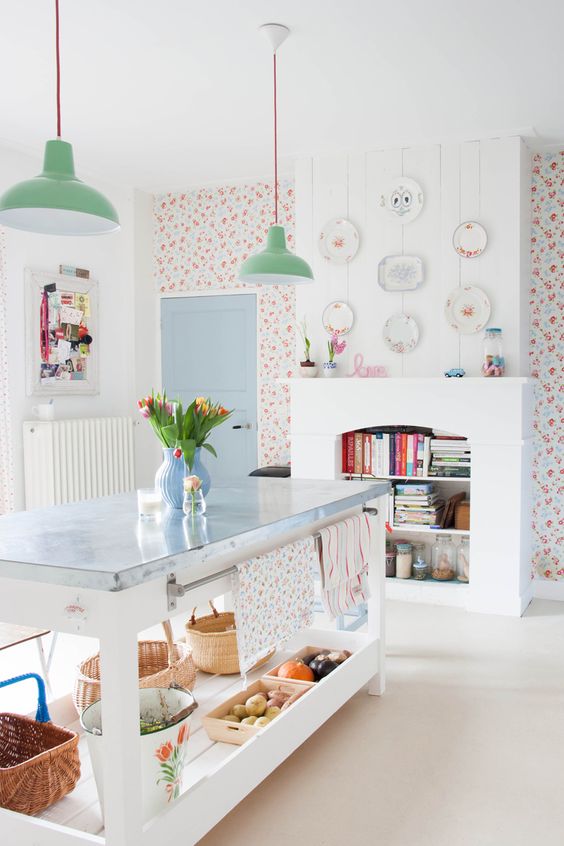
[25,268,99,396]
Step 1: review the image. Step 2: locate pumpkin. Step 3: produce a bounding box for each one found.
[276,660,315,682]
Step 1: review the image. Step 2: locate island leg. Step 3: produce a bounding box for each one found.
[367,505,386,695]
[99,613,143,846]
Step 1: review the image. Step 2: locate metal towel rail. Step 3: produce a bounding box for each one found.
[166,506,378,610]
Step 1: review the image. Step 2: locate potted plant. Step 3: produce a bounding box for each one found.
[138,392,232,508]
[323,333,347,377]
[298,318,317,378]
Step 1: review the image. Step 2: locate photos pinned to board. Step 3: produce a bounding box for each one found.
[26,268,99,396]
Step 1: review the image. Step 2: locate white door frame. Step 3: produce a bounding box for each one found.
[158,288,261,468]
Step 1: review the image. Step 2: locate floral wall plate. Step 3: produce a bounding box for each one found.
[445,285,491,334]
[379,177,424,223]
[378,255,423,292]
[318,218,359,264]
[453,221,488,258]
[383,313,419,353]
[322,301,354,335]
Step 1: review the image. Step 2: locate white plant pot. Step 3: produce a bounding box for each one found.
[300,364,318,378]
[81,686,196,823]
[323,361,337,377]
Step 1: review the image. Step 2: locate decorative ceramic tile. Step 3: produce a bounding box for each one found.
[154,180,296,468]
[530,152,564,580]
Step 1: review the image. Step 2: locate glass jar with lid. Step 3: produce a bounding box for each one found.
[482,327,505,377]
[412,556,428,580]
[431,534,456,581]
[395,542,412,579]
[411,541,427,568]
[457,537,470,582]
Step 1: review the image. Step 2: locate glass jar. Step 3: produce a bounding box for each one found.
[385,548,397,577]
[457,537,470,583]
[482,327,505,377]
[431,534,456,581]
[411,541,427,568]
[396,542,412,579]
[412,556,428,580]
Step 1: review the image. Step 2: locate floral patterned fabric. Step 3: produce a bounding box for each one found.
[530,151,564,579]
[154,180,296,468]
[232,538,316,675]
[0,229,13,515]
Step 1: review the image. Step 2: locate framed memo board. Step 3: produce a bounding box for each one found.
[25,269,99,396]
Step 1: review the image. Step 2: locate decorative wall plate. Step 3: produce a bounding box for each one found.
[445,285,491,334]
[318,218,359,264]
[383,313,419,354]
[453,221,487,258]
[379,177,424,223]
[378,255,423,292]
[322,301,354,335]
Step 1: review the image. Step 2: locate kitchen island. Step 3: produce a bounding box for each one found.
[0,477,389,846]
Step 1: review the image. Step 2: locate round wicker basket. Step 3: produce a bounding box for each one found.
[73,621,196,714]
[185,601,273,675]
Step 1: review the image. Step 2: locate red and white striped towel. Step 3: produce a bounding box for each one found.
[318,513,372,619]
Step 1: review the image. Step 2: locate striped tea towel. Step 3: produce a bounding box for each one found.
[318,513,372,619]
[232,537,316,676]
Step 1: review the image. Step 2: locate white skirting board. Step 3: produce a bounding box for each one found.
[533,578,564,601]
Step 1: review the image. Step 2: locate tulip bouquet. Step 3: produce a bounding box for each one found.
[137,391,232,470]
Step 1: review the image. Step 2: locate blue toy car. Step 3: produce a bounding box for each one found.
[444,368,465,378]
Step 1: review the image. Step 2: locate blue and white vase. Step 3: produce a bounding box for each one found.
[192,447,211,497]
[323,361,337,377]
[155,448,186,509]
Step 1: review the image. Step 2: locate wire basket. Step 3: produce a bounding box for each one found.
[73,620,196,713]
[185,601,273,675]
[0,673,80,816]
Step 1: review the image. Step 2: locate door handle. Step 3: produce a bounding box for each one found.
[232,423,253,430]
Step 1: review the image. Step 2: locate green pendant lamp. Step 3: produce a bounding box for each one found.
[240,24,312,286]
[0,0,119,236]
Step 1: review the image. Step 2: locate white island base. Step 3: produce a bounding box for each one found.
[0,479,387,846]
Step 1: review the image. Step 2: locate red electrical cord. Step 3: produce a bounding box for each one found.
[273,51,278,225]
[55,0,61,137]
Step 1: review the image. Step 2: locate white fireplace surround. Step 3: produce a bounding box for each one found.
[287,377,535,616]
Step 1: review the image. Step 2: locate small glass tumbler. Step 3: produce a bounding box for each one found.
[183,489,206,517]
[137,488,162,520]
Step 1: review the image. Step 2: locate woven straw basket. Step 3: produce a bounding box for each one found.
[185,601,273,675]
[73,621,196,714]
[0,673,80,816]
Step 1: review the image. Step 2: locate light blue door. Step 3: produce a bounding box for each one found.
[161,295,258,482]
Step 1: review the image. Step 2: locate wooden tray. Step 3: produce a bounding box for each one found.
[263,645,352,684]
[203,677,314,746]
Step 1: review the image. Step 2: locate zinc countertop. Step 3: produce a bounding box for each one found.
[0,477,388,591]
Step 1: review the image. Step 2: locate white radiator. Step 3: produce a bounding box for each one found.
[23,417,135,509]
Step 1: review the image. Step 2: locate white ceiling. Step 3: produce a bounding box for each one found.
[0,0,562,193]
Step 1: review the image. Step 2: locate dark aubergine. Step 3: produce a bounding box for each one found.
[314,658,339,679]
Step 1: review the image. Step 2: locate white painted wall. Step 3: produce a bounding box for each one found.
[1,143,152,510]
[295,136,531,377]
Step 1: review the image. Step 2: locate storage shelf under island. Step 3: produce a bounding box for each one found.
[0,477,389,846]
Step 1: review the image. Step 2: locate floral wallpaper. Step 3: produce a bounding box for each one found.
[154,180,296,467]
[530,151,564,579]
[0,228,14,514]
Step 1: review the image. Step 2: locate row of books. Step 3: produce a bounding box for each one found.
[342,428,471,478]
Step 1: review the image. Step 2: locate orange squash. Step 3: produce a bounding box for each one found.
[276,660,315,682]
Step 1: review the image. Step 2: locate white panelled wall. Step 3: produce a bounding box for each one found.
[295,136,531,377]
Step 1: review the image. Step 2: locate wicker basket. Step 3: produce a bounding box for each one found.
[73,621,196,714]
[185,601,273,675]
[0,673,80,815]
